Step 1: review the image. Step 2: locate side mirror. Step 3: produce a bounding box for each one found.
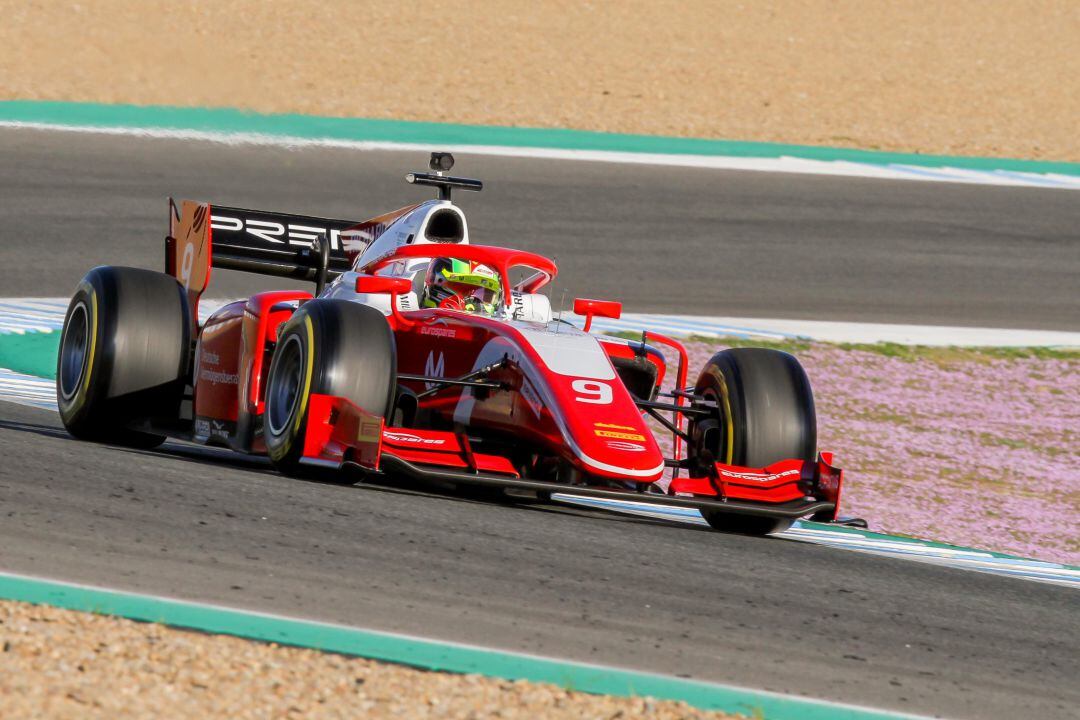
[355,275,412,296]
[355,275,414,328]
[573,298,622,333]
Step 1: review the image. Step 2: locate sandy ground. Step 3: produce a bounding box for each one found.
[0,599,740,720]
[1,1,1078,161]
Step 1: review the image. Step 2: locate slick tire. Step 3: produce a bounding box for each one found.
[56,266,192,448]
[692,348,817,535]
[264,299,396,477]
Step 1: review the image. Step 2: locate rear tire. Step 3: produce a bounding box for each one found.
[692,348,816,535]
[264,299,397,476]
[56,266,191,448]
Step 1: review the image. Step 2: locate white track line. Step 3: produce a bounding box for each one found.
[588,314,1080,347]
[550,495,1079,587]
[3,120,1079,190]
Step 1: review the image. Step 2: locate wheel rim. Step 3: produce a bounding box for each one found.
[59,302,89,401]
[267,334,304,436]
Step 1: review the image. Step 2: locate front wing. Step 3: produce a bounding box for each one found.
[297,395,843,522]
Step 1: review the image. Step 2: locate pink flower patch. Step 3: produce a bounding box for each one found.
[646,339,1079,565]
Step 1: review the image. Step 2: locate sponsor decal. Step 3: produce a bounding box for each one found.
[340,223,388,253]
[717,468,801,482]
[420,325,457,339]
[595,429,647,441]
[510,291,526,320]
[424,351,445,390]
[383,431,446,446]
[816,468,841,496]
[607,440,646,452]
[194,417,231,440]
[200,350,220,365]
[358,421,383,443]
[199,367,239,385]
[211,213,344,251]
[595,422,637,431]
[519,376,543,419]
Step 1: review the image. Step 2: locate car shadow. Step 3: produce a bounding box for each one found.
[0,418,70,440]
[1,416,713,534]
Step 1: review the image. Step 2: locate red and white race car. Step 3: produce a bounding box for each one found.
[56,153,843,535]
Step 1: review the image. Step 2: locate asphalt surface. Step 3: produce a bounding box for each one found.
[1,128,1079,719]
[1,401,1078,720]
[1,127,1078,329]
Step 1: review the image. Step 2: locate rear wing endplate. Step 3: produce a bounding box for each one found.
[166,200,362,323]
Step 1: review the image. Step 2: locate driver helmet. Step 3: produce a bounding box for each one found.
[421,258,501,315]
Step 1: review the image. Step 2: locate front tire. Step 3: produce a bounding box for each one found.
[263,299,396,476]
[692,348,816,535]
[56,266,191,448]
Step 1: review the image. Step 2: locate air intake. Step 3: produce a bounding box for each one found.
[424,208,466,243]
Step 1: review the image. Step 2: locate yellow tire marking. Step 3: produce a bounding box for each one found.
[83,291,97,396]
[710,368,734,464]
[721,387,734,465]
[293,315,315,435]
[70,290,98,415]
[270,317,316,463]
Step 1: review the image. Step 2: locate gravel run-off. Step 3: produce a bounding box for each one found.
[1,0,1078,161]
[0,599,742,720]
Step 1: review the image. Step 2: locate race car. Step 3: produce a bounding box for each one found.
[55,153,843,535]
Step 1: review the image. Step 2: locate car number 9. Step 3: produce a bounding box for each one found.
[572,379,612,404]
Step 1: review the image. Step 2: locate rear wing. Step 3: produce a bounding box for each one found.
[166,199,363,323]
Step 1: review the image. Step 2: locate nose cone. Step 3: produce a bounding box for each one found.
[563,413,666,481]
[512,323,665,482]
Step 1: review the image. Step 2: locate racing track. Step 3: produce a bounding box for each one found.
[1,128,1078,719]
[2,128,1078,329]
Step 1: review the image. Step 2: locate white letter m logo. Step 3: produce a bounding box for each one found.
[424,351,445,390]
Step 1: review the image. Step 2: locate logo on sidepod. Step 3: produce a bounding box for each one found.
[519,377,543,419]
[383,432,446,446]
[717,468,800,481]
[420,325,456,338]
[606,441,646,452]
[424,350,445,391]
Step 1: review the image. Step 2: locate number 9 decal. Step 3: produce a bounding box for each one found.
[572,379,612,404]
[180,243,195,288]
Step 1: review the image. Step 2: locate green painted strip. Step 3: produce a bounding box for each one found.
[0,571,920,720]
[2,100,1078,177]
[0,330,58,379]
